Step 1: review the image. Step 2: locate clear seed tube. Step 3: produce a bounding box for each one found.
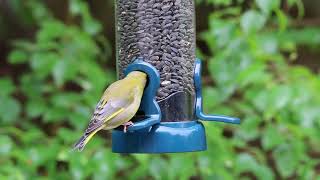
[116,0,196,121]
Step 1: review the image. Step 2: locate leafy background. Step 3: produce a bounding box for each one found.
[0,0,320,179]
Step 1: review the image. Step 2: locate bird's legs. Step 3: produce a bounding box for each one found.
[122,121,134,133]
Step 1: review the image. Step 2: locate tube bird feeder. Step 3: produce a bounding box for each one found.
[112,0,240,153]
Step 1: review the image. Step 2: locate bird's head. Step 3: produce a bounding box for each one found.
[127,71,147,79]
[127,71,147,84]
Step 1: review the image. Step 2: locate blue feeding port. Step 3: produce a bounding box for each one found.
[112,59,240,153]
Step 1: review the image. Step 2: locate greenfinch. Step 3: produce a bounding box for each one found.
[73,71,147,151]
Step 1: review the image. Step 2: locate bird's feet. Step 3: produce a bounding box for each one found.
[122,121,134,133]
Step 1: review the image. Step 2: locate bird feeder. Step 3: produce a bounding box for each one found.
[112,0,240,153]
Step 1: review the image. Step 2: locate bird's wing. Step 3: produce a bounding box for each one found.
[84,98,131,134]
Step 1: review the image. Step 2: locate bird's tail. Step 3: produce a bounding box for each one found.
[72,128,102,151]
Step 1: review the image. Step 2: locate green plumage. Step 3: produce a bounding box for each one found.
[73,71,147,151]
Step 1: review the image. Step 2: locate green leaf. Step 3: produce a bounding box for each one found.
[30,52,57,78]
[43,107,69,122]
[50,92,80,108]
[68,106,91,130]
[83,18,102,35]
[0,77,15,96]
[237,63,269,88]
[236,115,261,141]
[20,74,47,99]
[275,9,288,31]
[57,128,76,144]
[8,50,28,64]
[70,0,82,15]
[37,20,65,42]
[0,135,13,156]
[205,17,237,49]
[20,127,45,144]
[92,150,117,179]
[255,0,280,14]
[52,60,68,87]
[236,153,274,180]
[256,35,279,56]
[149,157,169,180]
[208,56,238,96]
[52,59,78,87]
[168,155,196,180]
[261,124,284,150]
[26,99,47,118]
[273,142,304,178]
[69,154,90,179]
[207,0,232,6]
[0,96,21,124]
[272,85,291,109]
[240,10,267,34]
[78,60,111,91]
[203,87,225,108]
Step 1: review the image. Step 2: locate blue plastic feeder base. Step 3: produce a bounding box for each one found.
[112,121,207,153]
[111,59,239,154]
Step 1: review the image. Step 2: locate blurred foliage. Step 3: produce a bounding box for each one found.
[1,0,320,179]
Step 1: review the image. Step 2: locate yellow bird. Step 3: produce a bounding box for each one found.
[73,71,147,151]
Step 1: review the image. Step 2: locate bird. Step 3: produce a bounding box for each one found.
[73,71,147,151]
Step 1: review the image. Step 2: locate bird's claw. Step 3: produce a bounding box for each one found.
[122,121,134,133]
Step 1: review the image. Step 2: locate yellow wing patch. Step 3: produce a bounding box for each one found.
[103,108,124,123]
[83,107,125,146]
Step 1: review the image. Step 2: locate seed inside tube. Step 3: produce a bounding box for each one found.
[116,0,196,101]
